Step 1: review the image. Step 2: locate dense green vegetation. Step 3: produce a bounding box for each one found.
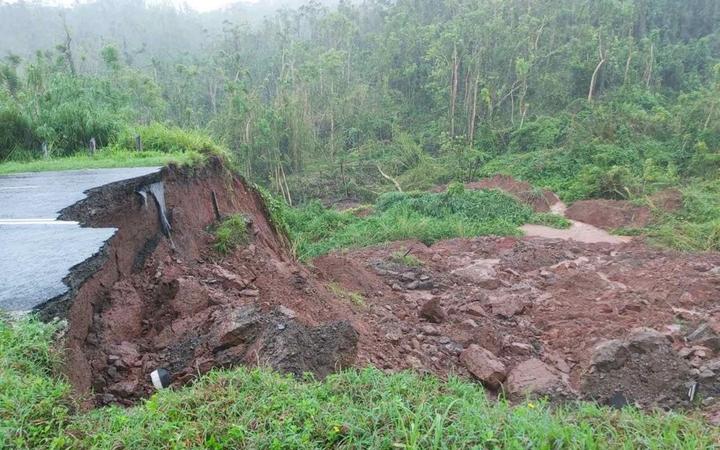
[1,0,718,249]
[283,184,569,259]
[212,214,250,255]
[0,318,71,449]
[1,318,718,449]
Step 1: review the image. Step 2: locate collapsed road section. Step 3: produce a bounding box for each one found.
[24,161,720,414]
[0,167,161,312]
[44,159,358,406]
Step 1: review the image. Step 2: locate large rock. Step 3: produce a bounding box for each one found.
[489,295,527,319]
[152,305,359,391]
[452,259,501,289]
[420,298,447,323]
[581,327,693,408]
[626,328,668,353]
[506,358,569,399]
[460,345,507,389]
[590,339,629,370]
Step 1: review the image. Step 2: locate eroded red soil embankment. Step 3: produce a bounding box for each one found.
[49,165,720,412]
[51,160,359,406]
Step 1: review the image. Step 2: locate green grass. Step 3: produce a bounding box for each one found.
[622,181,720,252]
[212,214,249,255]
[327,282,366,306]
[0,124,229,176]
[0,318,72,449]
[390,250,424,267]
[1,318,718,449]
[529,212,572,229]
[285,188,567,260]
[0,148,204,175]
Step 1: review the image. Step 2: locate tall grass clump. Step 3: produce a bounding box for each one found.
[213,214,249,255]
[0,318,71,449]
[284,186,561,260]
[114,123,224,156]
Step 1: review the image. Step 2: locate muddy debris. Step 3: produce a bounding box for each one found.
[581,328,693,408]
[565,199,652,230]
[419,298,447,323]
[314,233,720,410]
[38,163,720,413]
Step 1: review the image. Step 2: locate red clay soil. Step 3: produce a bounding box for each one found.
[314,237,720,408]
[434,175,560,212]
[565,199,652,230]
[56,160,360,407]
[52,163,720,411]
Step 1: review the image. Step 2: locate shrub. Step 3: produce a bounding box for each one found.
[0,318,71,449]
[213,215,249,255]
[287,189,541,259]
[115,123,223,155]
[0,108,38,160]
[509,115,568,153]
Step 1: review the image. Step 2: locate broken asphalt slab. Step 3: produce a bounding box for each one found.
[0,167,160,312]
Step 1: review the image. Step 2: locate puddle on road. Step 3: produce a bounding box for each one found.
[522,201,631,244]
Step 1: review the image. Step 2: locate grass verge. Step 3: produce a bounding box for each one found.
[0,148,204,175]
[0,318,71,449]
[1,318,717,449]
[285,188,567,260]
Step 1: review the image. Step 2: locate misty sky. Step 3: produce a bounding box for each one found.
[0,0,258,12]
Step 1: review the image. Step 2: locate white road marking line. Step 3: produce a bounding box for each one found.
[0,186,42,190]
[0,219,79,226]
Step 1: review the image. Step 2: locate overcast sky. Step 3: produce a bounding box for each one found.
[1,0,258,12]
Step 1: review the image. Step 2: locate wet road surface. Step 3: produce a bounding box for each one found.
[0,167,159,312]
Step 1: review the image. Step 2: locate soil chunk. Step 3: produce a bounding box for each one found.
[460,345,506,389]
[419,298,447,323]
[506,358,570,399]
[565,200,651,230]
[581,328,693,408]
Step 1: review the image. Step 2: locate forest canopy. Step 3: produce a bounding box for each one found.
[0,0,718,206]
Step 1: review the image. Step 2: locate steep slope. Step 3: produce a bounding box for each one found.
[45,159,358,406]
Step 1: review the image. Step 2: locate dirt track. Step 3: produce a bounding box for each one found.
[47,165,720,410]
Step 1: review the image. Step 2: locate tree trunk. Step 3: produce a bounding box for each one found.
[588,57,606,101]
[624,46,633,85]
[377,165,402,192]
[469,72,480,145]
[644,43,654,88]
[450,43,459,137]
[61,14,76,76]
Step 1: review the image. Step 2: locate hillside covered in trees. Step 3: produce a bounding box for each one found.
[1,0,719,246]
[6,2,720,448]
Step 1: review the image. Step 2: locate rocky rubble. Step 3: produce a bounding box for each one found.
[581,328,693,408]
[54,165,720,411]
[315,235,720,408]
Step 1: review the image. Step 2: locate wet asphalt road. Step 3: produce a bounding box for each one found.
[0,167,159,312]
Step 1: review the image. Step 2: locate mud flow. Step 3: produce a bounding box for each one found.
[43,165,720,412]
